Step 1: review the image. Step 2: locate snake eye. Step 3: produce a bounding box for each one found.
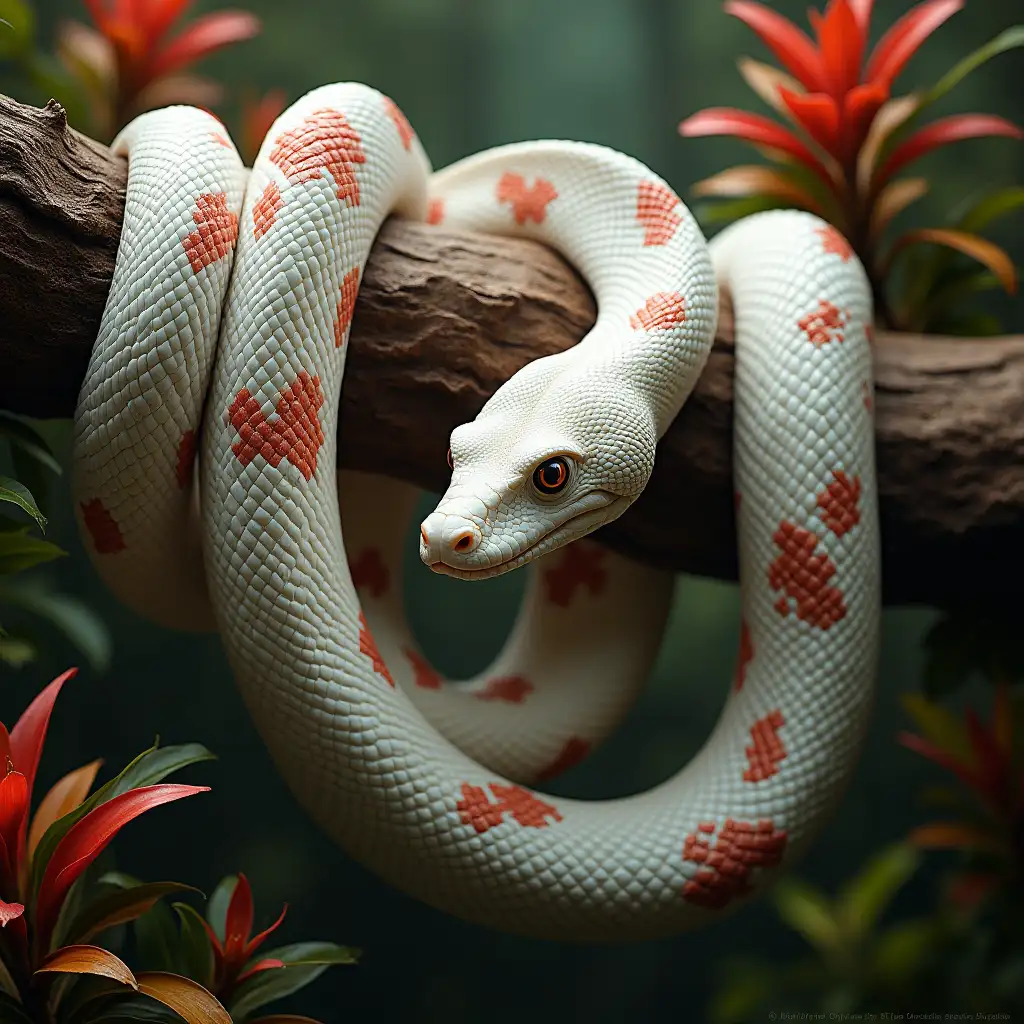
[532,457,570,495]
[447,448,453,470]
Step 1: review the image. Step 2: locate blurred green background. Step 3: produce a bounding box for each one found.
[2,0,1023,1021]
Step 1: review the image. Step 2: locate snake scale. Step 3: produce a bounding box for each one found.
[71,82,879,941]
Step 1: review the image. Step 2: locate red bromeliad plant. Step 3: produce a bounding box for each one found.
[679,0,1023,333]
[56,0,261,139]
[0,672,357,1024]
[899,681,1023,911]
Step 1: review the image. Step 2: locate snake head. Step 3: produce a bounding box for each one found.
[419,359,655,580]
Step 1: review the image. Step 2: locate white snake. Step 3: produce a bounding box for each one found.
[71,83,879,941]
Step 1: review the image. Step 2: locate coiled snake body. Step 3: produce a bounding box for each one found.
[72,83,879,941]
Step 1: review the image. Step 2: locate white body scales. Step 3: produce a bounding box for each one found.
[72,82,879,941]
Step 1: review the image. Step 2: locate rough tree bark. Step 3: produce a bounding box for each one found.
[2,94,1023,608]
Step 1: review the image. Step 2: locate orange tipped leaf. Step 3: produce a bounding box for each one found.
[691,164,824,212]
[815,0,864,101]
[736,57,805,121]
[887,229,1017,296]
[136,971,232,1024]
[35,944,137,988]
[908,821,1007,854]
[869,177,928,241]
[28,759,102,859]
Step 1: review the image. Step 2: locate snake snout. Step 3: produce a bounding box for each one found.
[419,512,482,566]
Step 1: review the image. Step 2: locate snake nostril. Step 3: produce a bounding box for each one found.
[453,533,474,552]
[420,525,429,546]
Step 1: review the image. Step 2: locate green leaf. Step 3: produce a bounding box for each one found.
[936,312,1004,337]
[0,990,34,1024]
[900,693,973,764]
[63,882,202,948]
[228,943,360,1021]
[707,959,777,1024]
[955,185,1024,235]
[0,475,46,530]
[78,993,188,1023]
[771,879,843,954]
[206,875,239,944]
[171,902,216,989]
[917,27,1024,131]
[0,0,33,58]
[134,900,186,975]
[922,614,979,697]
[0,632,35,666]
[0,529,66,573]
[694,194,786,228]
[0,580,108,668]
[0,411,62,476]
[31,743,216,898]
[870,917,943,985]
[836,843,920,941]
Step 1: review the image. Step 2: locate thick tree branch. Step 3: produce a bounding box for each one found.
[2,94,1023,608]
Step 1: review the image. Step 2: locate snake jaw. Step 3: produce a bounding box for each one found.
[420,490,630,580]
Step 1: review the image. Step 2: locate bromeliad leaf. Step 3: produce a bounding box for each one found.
[63,881,201,947]
[31,741,215,897]
[136,972,232,1024]
[771,880,843,954]
[34,784,210,951]
[227,942,360,1021]
[955,185,1024,235]
[0,476,46,530]
[0,990,34,1024]
[835,843,920,940]
[0,581,108,669]
[0,412,62,476]
[172,901,216,989]
[900,694,973,764]
[0,530,66,574]
[35,944,137,988]
[28,759,103,859]
[886,228,1017,296]
[135,898,188,975]
[206,874,239,943]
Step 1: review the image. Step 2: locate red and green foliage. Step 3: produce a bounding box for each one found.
[0,672,357,1023]
[679,0,1023,333]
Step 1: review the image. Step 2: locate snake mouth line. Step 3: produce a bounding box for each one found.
[425,494,630,581]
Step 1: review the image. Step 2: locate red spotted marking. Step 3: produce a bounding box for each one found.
[733,618,753,692]
[798,299,847,347]
[495,172,557,225]
[228,371,326,482]
[743,709,786,782]
[865,323,875,343]
[535,737,591,782]
[253,181,283,240]
[863,381,873,411]
[543,541,608,607]
[210,132,232,148]
[630,292,687,332]
[80,499,126,555]
[269,108,366,207]
[175,430,196,489]
[426,197,445,225]
[815,224,854,261]
[404,647,442,690]
[636,180,683,246]
[682,818,788,908]
[350,546,389,597]
[768,521,847,630]
[358,611,393,686]
[456,782,562,834]
[333,267,360,347]
[816,470,862,538]
[476,675,533,703]
[183,192,238,273]
[382,96,415,149]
